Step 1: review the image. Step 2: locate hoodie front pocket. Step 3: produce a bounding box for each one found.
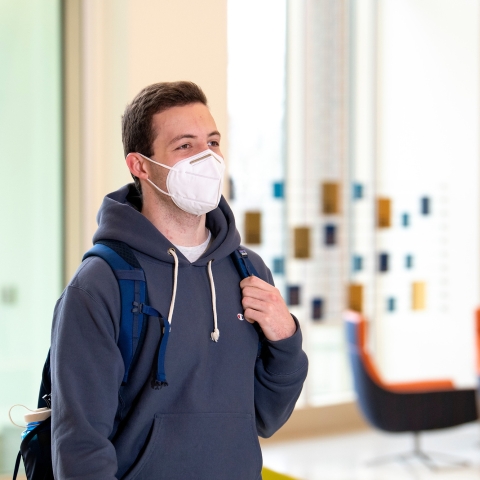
[123,412,262,480]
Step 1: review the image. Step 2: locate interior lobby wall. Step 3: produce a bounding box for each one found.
[373,0,479,385]
[347,0,480,388]
[64,0,228,282]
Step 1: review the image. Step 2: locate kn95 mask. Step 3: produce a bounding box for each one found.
[138,149,225,216]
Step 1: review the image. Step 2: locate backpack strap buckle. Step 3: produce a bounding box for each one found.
[132,301,160,318]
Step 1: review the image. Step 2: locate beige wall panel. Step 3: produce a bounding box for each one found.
[376,197,391,228]
[412,281,426,310]
[348,283,363,313]
[322,182,340,214]
[64,0,83,283]
[126,0,228,162]
[259,402,368,443]
[82,0,131,251]
[245,212,262,244]
[68,0,228,266]
[294,227,311,259]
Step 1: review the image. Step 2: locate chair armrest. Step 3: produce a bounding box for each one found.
[383,379,455,393]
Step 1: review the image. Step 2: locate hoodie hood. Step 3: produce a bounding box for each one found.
[93,183,241,266]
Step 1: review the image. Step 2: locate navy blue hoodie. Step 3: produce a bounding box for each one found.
[51,184,308,480]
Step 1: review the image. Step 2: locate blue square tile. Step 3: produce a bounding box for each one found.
[353,183,363,200]
[387,297,396,312]
[421,197,430,215]
[273,257,285,275]
[405,254,413,269]
[273,182,284,199]
[288,286,300,306]
[379,253,389,272]
[352,255,363,272]
[312,298,323,320]
[325,224,336,246]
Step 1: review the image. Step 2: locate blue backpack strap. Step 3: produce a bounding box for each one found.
[152,315,170,389]
[12,450,21,480]
[83,242,160,384]
[38,349,52,409]
[230,247,264,357]
[231,247,259,278]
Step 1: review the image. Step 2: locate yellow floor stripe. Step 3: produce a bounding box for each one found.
[262,466,299,480]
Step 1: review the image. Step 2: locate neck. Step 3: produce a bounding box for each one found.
[141,189,209,247]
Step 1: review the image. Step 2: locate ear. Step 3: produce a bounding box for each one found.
[126,153,150,180]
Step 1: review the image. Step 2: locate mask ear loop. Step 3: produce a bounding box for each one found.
[136,153,173,198]
[137,152,172,170]
[8,404,35,428]
[146,178,172,197]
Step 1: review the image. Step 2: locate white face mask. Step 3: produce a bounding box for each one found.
[138,149,225,216]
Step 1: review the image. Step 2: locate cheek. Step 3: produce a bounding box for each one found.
[149,166,169,190]
[211,146,223,158]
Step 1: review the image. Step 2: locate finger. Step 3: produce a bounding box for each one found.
[240,275,273,291]
[243,307,263,324]
[242,295,270,314]
[242,286,278,303]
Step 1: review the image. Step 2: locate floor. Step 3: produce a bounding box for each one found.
[261,423,480,480]
[4,423,480,480]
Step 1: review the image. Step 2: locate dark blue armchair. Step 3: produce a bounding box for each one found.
[345,310,477,469]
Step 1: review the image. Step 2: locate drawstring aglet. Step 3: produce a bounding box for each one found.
[207,259,220,342]
[211,328,220,342]
[151,379,169,390]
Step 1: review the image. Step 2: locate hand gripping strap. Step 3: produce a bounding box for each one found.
[230,248,265,358]
[83,243,148,383]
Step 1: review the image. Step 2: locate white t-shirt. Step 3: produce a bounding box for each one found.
[173,230,212,263]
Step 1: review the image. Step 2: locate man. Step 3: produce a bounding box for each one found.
[51,81,308,479]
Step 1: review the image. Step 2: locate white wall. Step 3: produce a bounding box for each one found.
[353,0,480,386]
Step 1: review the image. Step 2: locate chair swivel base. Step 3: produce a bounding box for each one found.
[366,432,470,471]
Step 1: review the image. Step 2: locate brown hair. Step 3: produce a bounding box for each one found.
[122,81,208,191]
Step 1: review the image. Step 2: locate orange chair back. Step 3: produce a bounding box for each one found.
[344,310,454,393]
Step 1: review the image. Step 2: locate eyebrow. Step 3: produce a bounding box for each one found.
[167,131,221,146]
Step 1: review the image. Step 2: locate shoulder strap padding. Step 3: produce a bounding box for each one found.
[83,241,147,384]
[94,239,142,268]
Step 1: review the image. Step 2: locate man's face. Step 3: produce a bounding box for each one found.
[146,103,222,196]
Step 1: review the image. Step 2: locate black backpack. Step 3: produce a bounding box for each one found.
[13,242,260,480]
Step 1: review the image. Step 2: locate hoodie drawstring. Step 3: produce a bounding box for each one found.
[152,247,178,389]
[153,249,219,389]
[208,259,220,342]
[167,248,179,325]
[167,250,219,342]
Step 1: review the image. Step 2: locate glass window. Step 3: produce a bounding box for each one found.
[0,0,62,473]
[228,0,354,407]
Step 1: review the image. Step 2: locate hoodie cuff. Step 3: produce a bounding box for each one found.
[262,315,307,376]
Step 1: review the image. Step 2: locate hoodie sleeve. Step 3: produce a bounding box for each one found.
[51,257,124,480]
[254,316,308,437]
[246,251,309,438]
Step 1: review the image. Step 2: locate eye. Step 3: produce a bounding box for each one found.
[176,143,191,150]
[208,140,220,147]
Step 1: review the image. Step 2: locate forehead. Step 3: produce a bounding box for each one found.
[152,103,218,142]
